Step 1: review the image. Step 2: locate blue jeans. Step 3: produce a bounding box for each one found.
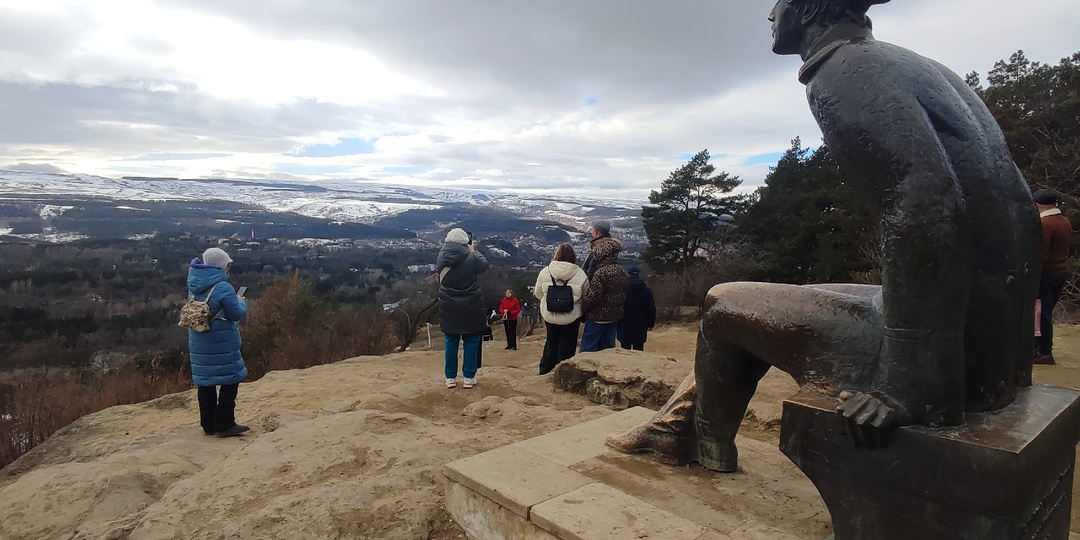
[580,320,617,352]
[445,332,481,379]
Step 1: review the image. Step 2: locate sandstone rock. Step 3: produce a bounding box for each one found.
[552,348,692,409]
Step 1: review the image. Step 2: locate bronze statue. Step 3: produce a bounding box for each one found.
[607,0,1042,472]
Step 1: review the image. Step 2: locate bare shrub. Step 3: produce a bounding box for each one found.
[651,241,765,324]
[241,272,401,379]
[0,361,189,470]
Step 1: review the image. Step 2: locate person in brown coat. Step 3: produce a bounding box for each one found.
[579,235,627,352]
[1033,189,1072,364]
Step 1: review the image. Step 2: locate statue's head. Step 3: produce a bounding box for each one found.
[768,0,889,55]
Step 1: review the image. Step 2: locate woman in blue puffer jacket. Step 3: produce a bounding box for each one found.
[187,247,249,437]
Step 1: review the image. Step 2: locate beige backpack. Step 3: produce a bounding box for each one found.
[178,282,222,332]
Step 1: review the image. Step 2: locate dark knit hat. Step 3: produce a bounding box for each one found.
[627,266,640,276]
[1033,189,1059,205]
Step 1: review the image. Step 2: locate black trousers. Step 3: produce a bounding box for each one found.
[503,319,518,349]
[197,383,239,434]
[620,342,644,351]
[539,320,580,375]
[1036,273,1069,355]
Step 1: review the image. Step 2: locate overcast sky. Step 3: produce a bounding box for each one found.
[0,0,1077,201]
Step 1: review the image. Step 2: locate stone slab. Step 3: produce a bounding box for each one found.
[445,406,835,540]
[530,482,706,540]
[572,436,831,538]
[444,444,593,518]
[513,406,657,466]
[445,481,560,540]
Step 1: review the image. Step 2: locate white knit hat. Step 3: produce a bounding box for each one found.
[444,228,469,244]
[202,247,233,268]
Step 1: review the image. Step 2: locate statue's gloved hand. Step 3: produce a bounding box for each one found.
[836,390,914,449]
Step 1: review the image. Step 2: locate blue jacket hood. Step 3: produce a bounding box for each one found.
[187,258,227,294]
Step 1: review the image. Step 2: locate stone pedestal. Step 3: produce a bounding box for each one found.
[780,384,1080,540]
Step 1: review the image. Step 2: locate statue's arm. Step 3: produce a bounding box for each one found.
[817,75,973,428]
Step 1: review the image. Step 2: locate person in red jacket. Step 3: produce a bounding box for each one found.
[1033,189,1073,364]
[498,289,522,350]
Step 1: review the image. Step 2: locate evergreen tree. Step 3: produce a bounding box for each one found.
[968,50,1079,301]
[641,150,741,273]
[967,50,1080,198]
[738,138,878,284]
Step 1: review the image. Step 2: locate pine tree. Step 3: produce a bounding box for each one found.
[738,138,878,284]
[968,50,1080,198]
[641,150,741,273]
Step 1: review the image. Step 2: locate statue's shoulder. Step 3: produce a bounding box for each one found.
[806,39,922,80]
[805,39,949,107]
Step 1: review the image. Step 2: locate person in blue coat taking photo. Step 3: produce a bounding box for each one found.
[186,247,249,438]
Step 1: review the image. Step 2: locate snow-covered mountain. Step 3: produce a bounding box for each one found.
[0,170,643,228]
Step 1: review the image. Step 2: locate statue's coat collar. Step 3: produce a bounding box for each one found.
[798,25,875,85]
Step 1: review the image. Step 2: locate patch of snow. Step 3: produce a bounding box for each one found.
[38,205,73,219]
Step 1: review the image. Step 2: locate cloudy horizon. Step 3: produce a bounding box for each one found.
[1,0,1077,201]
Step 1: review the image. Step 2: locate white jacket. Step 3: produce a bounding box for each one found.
[534,260,589,325]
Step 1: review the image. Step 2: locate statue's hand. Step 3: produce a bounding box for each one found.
[836,390,914,449]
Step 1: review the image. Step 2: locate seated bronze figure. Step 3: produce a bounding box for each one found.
[607,0,1041,472]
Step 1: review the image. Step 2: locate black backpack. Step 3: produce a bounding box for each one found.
[546,275,574,313]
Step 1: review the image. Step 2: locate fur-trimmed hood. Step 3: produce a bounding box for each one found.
[589,236,622,262]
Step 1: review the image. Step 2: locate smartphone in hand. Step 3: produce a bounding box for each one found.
[237,286,248,298]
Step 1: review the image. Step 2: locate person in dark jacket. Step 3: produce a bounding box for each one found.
[437,228,490,389]
[186,247,249,438]
[580,236,627,352]
[1033,189,1072,364]
[618,267,656,351]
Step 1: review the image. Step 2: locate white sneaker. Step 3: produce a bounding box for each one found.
[446,378,457,389]
[463,377,477,389]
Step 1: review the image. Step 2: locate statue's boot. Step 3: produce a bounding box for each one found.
[605,373,696,466]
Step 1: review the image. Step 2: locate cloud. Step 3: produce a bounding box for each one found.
[0,5,90,58]
[125,153,231,161]
[0,0,1076,200]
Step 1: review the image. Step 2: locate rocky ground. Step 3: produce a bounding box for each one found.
[1,322,1079,540]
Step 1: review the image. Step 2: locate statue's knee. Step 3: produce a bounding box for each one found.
[703,282,763,314]
[704,282,748,313]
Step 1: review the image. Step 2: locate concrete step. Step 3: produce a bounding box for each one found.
[444,407,833,540]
